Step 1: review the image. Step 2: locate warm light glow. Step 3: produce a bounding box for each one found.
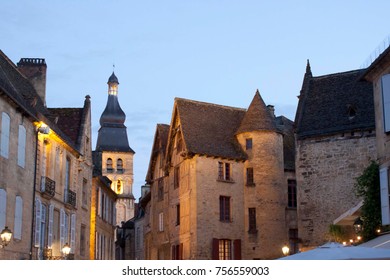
[282,245,290,256]
[349,239,354,243]
[357,236,362,241]
[62,243,71,256]
[0,226,12,247]
[36,121,50,134]
[377,229,381,233]
[342,241,347,246]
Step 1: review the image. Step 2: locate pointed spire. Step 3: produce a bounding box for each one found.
[236,90,277,134]
[305,59,312,77]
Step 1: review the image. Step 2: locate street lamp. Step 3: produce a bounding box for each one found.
[62,243,71,259]
[0,226,12,248]
[282,245,290,256]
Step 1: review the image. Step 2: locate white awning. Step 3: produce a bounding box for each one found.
[333,200,363,226]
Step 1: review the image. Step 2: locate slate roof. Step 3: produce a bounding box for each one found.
[0,50,89,155]
[175,98,248,160]
[295,68,375,139]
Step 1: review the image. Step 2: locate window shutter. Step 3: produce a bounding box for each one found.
[70,213,76,253]
[34,199,41,247]
[14,196,23,240]
[1,113,10,158]
[60,209,65,249]
[17,125,26,167]
[382,74,390,132]
[179,243,183,260]
[48,204,54,248]
[233,239,242,260]
[380,167,390,225]
[212,238,219,260]
[0,189,7,230]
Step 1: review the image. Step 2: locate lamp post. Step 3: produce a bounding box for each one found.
[62,243,71,260]
[0,226,12,248]
[282,245,290,256]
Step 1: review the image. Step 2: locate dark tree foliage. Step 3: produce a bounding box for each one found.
[354,161,382,241]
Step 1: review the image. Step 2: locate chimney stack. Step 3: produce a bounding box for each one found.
[267,104,275,118]
[17,58,47,106]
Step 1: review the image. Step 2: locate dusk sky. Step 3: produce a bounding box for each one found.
[2,1,390,200]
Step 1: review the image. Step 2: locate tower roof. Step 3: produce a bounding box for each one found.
[96,72,134,153]
[108,71,119,84]
[236,90,277,134]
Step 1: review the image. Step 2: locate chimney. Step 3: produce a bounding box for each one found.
[267,104,275,118]
[17,58,47,106]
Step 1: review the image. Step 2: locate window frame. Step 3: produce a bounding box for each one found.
[219,196,231,222]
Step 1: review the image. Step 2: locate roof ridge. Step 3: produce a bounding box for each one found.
[313,69,364,79]
[175,97,246,111]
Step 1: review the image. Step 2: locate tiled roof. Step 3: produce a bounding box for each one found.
[48,108,84,144]
[175,98,248,160]
[236,90,277,134]
[295,68,375,139]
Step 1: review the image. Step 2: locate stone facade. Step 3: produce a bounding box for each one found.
[296,133,376,248]
[144,93,296,259]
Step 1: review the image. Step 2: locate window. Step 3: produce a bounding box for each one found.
[176,204,180,226]
[0,189,6,231]
[17,125,26,167]
[158,212,164,232]
[219,239,231,260]
[289,229,299,255]
[14,196,23,240]
[219,196,231,222]
[64,157,71,203]
[80,224,86,256]
[246,168,254,186]
[82,179,88,208]
[0,112,10,158]
[172,244,183,260]
[218,162,232,181]
[248,208,257,233]
[158,178,164,201]
[116,179,123,194]
[117,158,123,173]
[212,238,241,260]
[176,131,183,152]
[106,158,113,173]
[382,74,390,132]
[174,166,180,189]
[246,138,252,150]
[288,179,297,208]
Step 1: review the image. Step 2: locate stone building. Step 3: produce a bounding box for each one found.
[93,72,135,226]
[144,91,296,260]
[89,174,116,259]
[0,50,93,260]
[294,61,376,249]
[363,45,390,226]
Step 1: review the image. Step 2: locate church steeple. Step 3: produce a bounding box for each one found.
[96,71,134,153]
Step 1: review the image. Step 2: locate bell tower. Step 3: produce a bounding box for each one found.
[95,72,135,225]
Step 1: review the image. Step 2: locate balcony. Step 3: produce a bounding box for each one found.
[65,189,76,208]
[40,176,56,198]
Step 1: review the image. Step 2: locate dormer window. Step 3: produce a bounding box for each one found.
[347,105,357,120]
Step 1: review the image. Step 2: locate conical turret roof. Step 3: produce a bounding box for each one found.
[236,90,277,134]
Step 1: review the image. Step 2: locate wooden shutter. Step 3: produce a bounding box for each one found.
[14,196,23,240]
[1,112,10,158]
[212,238,219,260]
[380,167,390,225]
[60,209,65,249]
[48,204,54,248]
[0,189,6,230]
[17,125,26,167]
[233,239,242,260]
[382,74,390,132]
[70,213,76,253]
[34,199,41,247]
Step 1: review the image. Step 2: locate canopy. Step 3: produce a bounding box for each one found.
[279,242,390,260]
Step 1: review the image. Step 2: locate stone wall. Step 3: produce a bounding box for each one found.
[296,132,376,248]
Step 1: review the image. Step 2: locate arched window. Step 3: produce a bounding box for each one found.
[117,158,123,173]
[116,180,122,194]
[107,158,113,173]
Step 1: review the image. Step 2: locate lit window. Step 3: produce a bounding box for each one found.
[219,239,231,260]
